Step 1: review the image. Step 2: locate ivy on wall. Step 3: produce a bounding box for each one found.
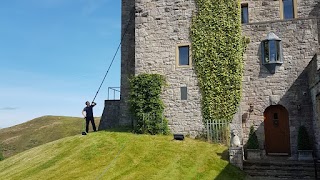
[191,0,247,122]
[129,74,169,135]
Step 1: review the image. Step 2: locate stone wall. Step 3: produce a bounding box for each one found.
[239,18,319,156]
[98,100,120,130]
[120,0,135,127]
[308,54,320,157]
[242,0,281,23]
[241,0,320,23]
[134,0,203,136]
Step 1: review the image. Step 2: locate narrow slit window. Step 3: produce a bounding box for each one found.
[181,87,187,100]
[241,4,249,24]
[273,113,279,127]
[282,0,295,19]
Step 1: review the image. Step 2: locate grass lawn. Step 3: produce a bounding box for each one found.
[0,131,246,180]
[0,116,100,158]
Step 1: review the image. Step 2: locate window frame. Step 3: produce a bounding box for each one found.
[241,3,249,24]
[176,43,192,68]
[280,0,297,20]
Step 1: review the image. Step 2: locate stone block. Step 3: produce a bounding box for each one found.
[229,147,244,170]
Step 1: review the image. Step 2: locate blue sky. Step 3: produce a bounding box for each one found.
[0,0,121,128]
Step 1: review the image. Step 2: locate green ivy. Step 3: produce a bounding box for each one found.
[191,0,247,122]
[129,73,169,135]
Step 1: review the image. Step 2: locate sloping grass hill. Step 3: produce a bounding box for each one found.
[0,132,246,180]
[0,116,100,158]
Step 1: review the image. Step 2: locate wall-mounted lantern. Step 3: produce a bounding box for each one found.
[261,32,283,74]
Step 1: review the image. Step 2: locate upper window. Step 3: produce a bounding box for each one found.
[281,0,297,19]
[176,44,191,67]
[241,4,249,24]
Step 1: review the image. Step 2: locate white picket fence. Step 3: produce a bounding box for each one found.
[206,119,230,145]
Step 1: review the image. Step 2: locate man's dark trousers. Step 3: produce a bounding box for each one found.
[85,116,97,133]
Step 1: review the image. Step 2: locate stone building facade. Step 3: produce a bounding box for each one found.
[239,0,320,158]
[100,0,320,158]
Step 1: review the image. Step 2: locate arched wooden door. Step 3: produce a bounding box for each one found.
[264,105,290,155]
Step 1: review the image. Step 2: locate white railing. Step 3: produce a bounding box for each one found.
[107,87,120,100]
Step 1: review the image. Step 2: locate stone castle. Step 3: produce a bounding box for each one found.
[100,0,320,159]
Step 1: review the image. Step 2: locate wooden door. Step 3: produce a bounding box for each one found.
[264,105,290,155]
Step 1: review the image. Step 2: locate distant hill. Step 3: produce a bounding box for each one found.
[0,116,100,158]
[0,132,246,179]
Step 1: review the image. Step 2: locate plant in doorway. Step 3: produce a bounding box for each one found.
[297,125,313,161]
[246,125,261,160]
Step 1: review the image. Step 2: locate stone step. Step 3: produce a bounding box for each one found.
[246,177,314,180]
[244,160,315,166]
[244,169,315,176]
[245,171,315,179]
[243,160,319,180]
[244,164,315,171]
[244,169,315,177]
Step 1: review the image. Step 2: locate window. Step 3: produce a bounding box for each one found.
[273,113,279,127]
[181,87,187,100]
[241,4,249,24]
[179,46,189,65]
[268,40,280,62]
[176,44,191,67]
[280,0,297,19]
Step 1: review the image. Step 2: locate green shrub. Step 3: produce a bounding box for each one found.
[247,126,259,149]
[129,74,169,135]
[191,0,247,122]
[0,145,4,161]
[298,126,312,150]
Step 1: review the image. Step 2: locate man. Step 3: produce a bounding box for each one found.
[82,101,97,133]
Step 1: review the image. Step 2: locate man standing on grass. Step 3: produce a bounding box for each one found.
[82,101,97,133]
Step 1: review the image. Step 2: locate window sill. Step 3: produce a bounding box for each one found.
[262,61,283,65]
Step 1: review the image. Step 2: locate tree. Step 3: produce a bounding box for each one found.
[247,125,259,149]
[298,126,312,150]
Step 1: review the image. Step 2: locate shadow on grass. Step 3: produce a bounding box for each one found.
[214,163,247,180]
[216,149,229,161]
[101,126,133,133]
[215,149,247,180]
